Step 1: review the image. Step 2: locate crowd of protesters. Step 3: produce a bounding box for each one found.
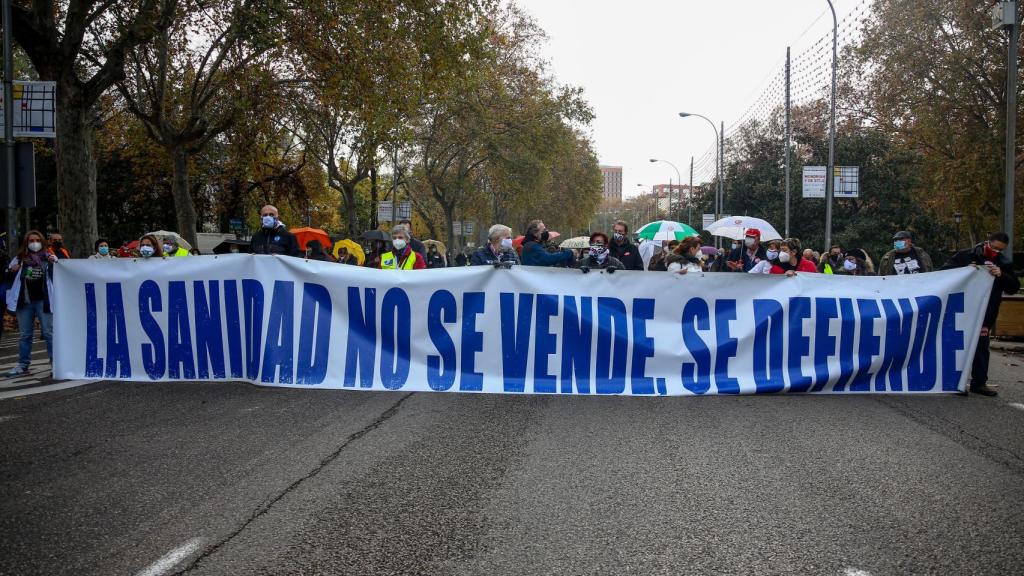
[0,204,1018,396]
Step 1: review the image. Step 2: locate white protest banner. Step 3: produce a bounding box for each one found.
[53,257,992,395]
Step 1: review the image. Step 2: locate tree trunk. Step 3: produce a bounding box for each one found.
[369,166,379,230]
[443,203,455,257]
[53,102,98,257]
[341,182,359,235]
[170,146,199,248]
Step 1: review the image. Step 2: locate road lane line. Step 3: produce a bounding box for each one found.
[135,537,204,576]
[1008,402,1024,411]
[0,379,95,400]
[843,569,871,576]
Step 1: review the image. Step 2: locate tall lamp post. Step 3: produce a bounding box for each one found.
[994,1,1018,256]
[824,0,839,252]
[678,112,721,246]
[649,158,682,221]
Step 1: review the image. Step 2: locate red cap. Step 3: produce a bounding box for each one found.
[745,228,761,239]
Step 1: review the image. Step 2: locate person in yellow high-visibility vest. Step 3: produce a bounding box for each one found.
[163,237,191,257]
[379,226,426,270]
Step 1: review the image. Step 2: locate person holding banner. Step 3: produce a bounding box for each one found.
[941,232,1020,396]
[4,231,57,377]
[666,236,705,274]
[134,235,164,259]
[89,239,114,260]
[379,226,426,270]
[470,224,519,266]
[770,238,818,276]
[577,232,623,272]
[748,239,781,274]
[520,220,573,267]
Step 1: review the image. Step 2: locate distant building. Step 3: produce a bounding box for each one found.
[600,165,622,201]
[651,183,693,212]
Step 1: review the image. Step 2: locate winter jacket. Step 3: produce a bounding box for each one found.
[249,224,300,256]
[577,254,624,271]
[608,239,644,270]
[521,240,573,267]
[726,245,768,272]
[878,246,933,276]
[941,243,1020,328]
[665,252,704,273]
[470,245,519,266]
[6,256,55,313]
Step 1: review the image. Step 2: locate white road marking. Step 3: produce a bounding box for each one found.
[0,379,95,400]
[0,415,19,422]
[1008,402,1024,411]
[843,569,872,576]
[134,537,204,576]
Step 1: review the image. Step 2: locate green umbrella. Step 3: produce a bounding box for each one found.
[636,220,700,241]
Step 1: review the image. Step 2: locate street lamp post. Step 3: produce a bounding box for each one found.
[824,0,838,252]
[649,158,682,221]
[679,112,721,246]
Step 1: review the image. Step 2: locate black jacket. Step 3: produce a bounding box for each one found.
[470,245,519,266]
[941,243,1020,328]
[726,245,768,272]
[577,254,624,271]
[250,225,300,256]
[608,239,644,270]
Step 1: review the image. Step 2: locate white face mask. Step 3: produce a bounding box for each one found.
[778,251,791,263]
[844,259,858,271]
[766,250,779,260]
[163,244,173,253]
[261,215,277,228]
[500,238,513,250]
[744,237,756,247]
[392,238,407,251]
[28,242,42,252]
[140,245,155,258]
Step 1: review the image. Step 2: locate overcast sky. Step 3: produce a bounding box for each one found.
[515,0,868,198]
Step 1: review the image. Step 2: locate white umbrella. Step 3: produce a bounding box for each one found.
[559,236,590,249]
[144,230,193,251]
[704,216,782,241]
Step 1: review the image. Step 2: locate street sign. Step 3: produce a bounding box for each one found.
[834,166,859,198]
[702,213,716,229]
[464,221,474,236]
[397,201,411,220]
[803,166,826,198]
[377,201,393,222]
[0,81,56,138]
[452,221,462,236]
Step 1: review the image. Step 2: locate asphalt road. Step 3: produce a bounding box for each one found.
[1,347,1023,576]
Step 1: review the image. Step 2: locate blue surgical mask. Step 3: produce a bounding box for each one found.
[98,246,109,256]
[844,259,858,271]
[894,240,907,250]
[261,215,277,228]
[766,250,779,260]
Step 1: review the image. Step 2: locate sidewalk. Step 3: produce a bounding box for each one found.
[0,331,57,394]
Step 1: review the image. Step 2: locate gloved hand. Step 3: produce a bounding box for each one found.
[494,261,513,269]
[580,266,590,274]
[606,266,617,274]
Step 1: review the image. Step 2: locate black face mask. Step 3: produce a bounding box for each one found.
[540,230,550,242]
[51,241,62,249]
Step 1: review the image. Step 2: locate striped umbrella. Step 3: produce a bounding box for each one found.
[636,220,700,241]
